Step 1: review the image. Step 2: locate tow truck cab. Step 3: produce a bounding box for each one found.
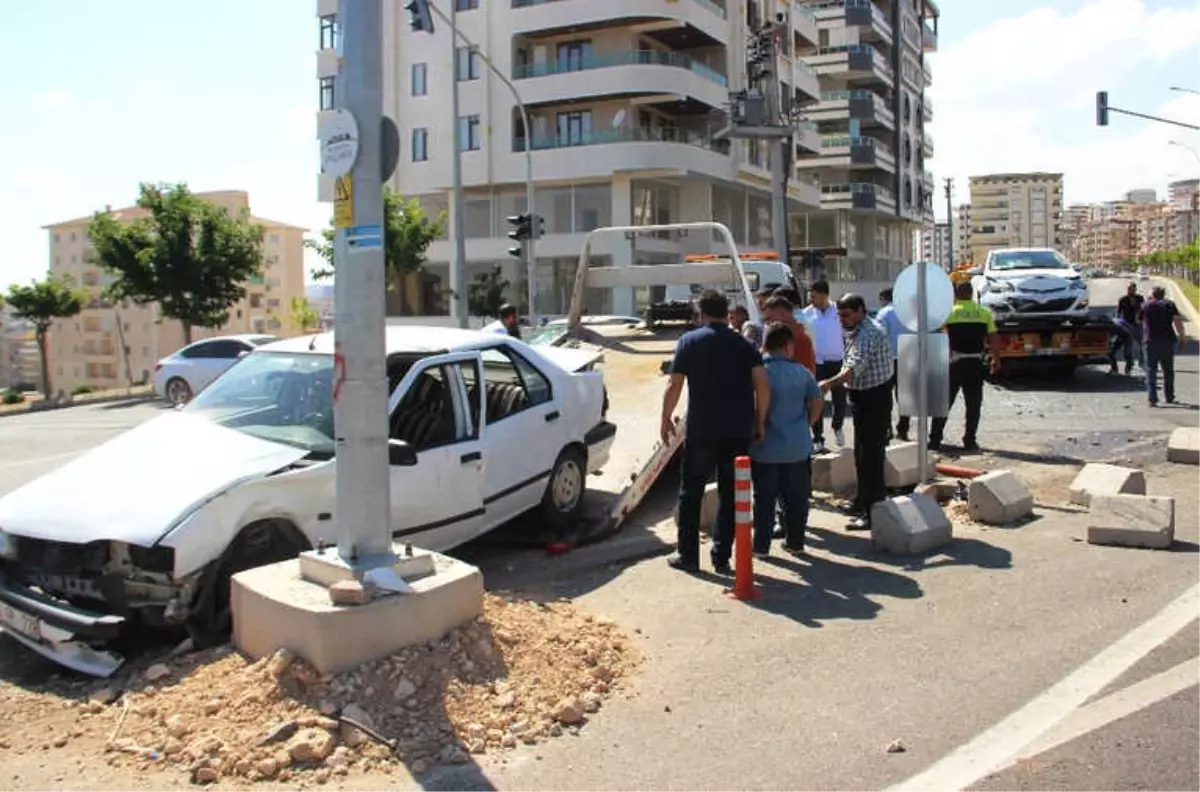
[655,253,797,323]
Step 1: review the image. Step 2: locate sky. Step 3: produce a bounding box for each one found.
[0,0,1198,290]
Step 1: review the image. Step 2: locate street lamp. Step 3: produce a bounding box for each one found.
[1168,140,1200,166]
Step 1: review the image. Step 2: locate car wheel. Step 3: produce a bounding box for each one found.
[541,446,586,533]
[165,377,193,407]
[186,520,308,649]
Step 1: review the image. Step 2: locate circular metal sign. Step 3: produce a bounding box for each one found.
[320,109,360,178]
[894,261,955,332]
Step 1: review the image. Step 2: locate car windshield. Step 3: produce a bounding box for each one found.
[989,250,1070,271]
[184,351,335,458]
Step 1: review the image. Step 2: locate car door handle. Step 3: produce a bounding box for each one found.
[544,411,560,423]
[460,451,482,464]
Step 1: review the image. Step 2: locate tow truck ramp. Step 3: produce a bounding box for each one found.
[551,222,760,547]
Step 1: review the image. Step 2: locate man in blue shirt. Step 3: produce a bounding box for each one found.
[750,323,824,557]
[661,290,770,575]
[874,288,910,440]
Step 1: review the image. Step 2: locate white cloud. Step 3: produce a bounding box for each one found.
[32,88,70,111]
[929,0,1200,214]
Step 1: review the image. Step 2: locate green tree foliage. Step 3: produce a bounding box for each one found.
[468,265,511,318]
[4,276,86,398]
[289,296,321,333]
[1130,240,1199,284]
[305,190,446,312]
[87,183,266,344]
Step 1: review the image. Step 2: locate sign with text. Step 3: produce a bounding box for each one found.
[333,176,353,229]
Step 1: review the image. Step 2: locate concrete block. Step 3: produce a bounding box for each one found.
[884,442,921,488]
[698,481,719,535]
[967,470,1034,525]
[1167,426,1200,465]
[1069,463,1146,507]
[812,448,856,494]
[1086,494,1175,550]
[871,494,953,555]
[232,547,483,675]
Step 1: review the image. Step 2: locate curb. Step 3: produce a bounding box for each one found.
[0,392,157,419]
[1160,277,1200,330]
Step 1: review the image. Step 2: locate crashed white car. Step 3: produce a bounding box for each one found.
[0,327,614,676]
[972,248,1090,321]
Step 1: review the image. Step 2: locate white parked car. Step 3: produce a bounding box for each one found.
[0,327,614,675]
[153,334,278,406]
[972,248,1090,321]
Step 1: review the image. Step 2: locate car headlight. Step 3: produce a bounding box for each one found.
[1070,280,1087,291]
[987,279,1014,293]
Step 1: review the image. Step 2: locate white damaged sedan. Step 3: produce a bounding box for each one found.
[0,327,614,676]
[973,248,1090,322]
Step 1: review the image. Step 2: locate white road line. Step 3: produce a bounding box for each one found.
[890,582,1200,792]
[0,451,80,471]
[1014,655,1199,761]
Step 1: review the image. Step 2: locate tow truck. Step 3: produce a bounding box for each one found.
[527,222,761,547]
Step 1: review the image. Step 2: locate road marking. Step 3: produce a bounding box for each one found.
[0,451,80,471]
[891,582,1200,792]
[1014,654,1199,762]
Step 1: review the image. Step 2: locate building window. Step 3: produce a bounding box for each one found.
[412,63,427,96]
[556,111,593,146]
[555,40,592,72]
[319,77,335,110]
[455,47,481,81]
[319,15,340,51]
[412,128,429,161]
[458,115,481,151]
[268,233,280,244]
[455,0,479,9]
[53,233,60,243]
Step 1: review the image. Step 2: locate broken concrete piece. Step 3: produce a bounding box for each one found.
[1167,426,1199,465]
[813,448,856,495]
[1069,463,1146,507]
[871,494,953,555]
[697,481,719,536]
[1087,494,1175,550]
[884,442,921,488]
[329,579,375,606]
[967,470,1034,525]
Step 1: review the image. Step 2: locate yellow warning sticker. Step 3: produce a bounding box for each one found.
[333,175,353,228]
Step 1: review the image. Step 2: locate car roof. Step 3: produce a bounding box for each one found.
[187,333,276,346]
[259,326,509,356]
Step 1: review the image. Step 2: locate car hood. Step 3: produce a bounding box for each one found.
[0,412,309,547]
[988,269,1081,290]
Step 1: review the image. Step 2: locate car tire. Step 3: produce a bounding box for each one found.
[165,377,192,407]
[541,446,587,533]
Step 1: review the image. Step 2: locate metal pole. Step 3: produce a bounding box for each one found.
[943,177,953,268]
[770,139,788,256]
[426,1,537,325]
[333,0,392,565]
[916,261,929,485]
[448,2,468,328]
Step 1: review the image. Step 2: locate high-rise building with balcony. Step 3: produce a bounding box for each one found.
[918,220,950,269]
[797,0,938,285]
[1169,178,1199,213]
[953,202,970,264]
[966,172,1063,264]
[316,0,838,315]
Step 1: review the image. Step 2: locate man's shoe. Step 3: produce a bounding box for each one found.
[712,561,734,576]
[846,516,870,531]
[834,427,846,447]
[667,554,699,573]
[813,441,829,455]
[783,544,807,558]
[962,439,980,452]
[772,526,786,539]
[896,428,909,442]
[753,551,770,561]
[927,440,942,451]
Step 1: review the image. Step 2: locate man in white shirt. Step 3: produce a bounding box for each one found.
[800,280,846,451]
[491,304,522,339]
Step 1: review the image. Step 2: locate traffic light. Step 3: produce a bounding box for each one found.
[507,213,532,259]
[533,213,545,240]
[405,0,434,33]
[1096,91,1109,127]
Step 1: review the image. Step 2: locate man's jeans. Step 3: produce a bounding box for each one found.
[676,437,748,566]
[751,459,812,553]
[1144,339,1176,405]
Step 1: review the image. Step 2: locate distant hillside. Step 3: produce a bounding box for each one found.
[306,284,334,302]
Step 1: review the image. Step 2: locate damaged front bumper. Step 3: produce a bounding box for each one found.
[0,575,126,677]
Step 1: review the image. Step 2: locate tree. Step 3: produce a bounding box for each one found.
[289,296,320,333]
[87,182,266,344]
[306,189,446,313]
[5,276,85,398]
[468,265,511,318]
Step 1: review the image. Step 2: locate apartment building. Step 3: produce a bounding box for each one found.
[953,202,970,264]
[314,0,938,312]
[918,220,951,269]
[1169,178,1199,212]
[0,309,40,390]
[1124,188,1156,205]
[1074,218,1136,270]
[966,172,1063,264]
[45,190,306,393]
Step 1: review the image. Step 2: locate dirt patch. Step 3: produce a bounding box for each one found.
[0,594,640,787]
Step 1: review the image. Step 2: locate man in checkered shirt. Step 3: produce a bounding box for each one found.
[817,293,894,529]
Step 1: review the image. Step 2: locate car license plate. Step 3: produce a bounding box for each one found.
[0,602,42,641]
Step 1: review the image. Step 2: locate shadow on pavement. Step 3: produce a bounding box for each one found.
[806,525,1014,573]
[749,551,923,627]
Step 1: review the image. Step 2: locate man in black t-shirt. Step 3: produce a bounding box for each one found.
[661,290,769,575]
[1108,282,1144,375]
[1139,286,1186,406]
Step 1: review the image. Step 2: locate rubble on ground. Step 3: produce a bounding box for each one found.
[19,594,640,784]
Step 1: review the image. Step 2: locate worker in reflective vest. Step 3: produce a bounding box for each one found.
[929,280,1001,452]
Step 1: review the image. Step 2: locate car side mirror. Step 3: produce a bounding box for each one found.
[388,439,417,466]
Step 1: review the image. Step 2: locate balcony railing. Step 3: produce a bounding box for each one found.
[790,0,816,24]
[513,125,728,153]
[514,49,727,87]
[512,0,727,16]
[820,135,878,148]
[822,182,895,202]
[817,44,893,79]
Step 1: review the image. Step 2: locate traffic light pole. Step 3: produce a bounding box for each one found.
[447,1,468,328]
[1096,91,1199,130]
[425,0,538,325]
[330,0,392,566]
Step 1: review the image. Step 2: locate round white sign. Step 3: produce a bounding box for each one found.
[893,261,955,332]
[320,109,360,178]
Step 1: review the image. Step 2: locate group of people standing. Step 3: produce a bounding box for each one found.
[1108,282,1187,407]
[661,282,894,576]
